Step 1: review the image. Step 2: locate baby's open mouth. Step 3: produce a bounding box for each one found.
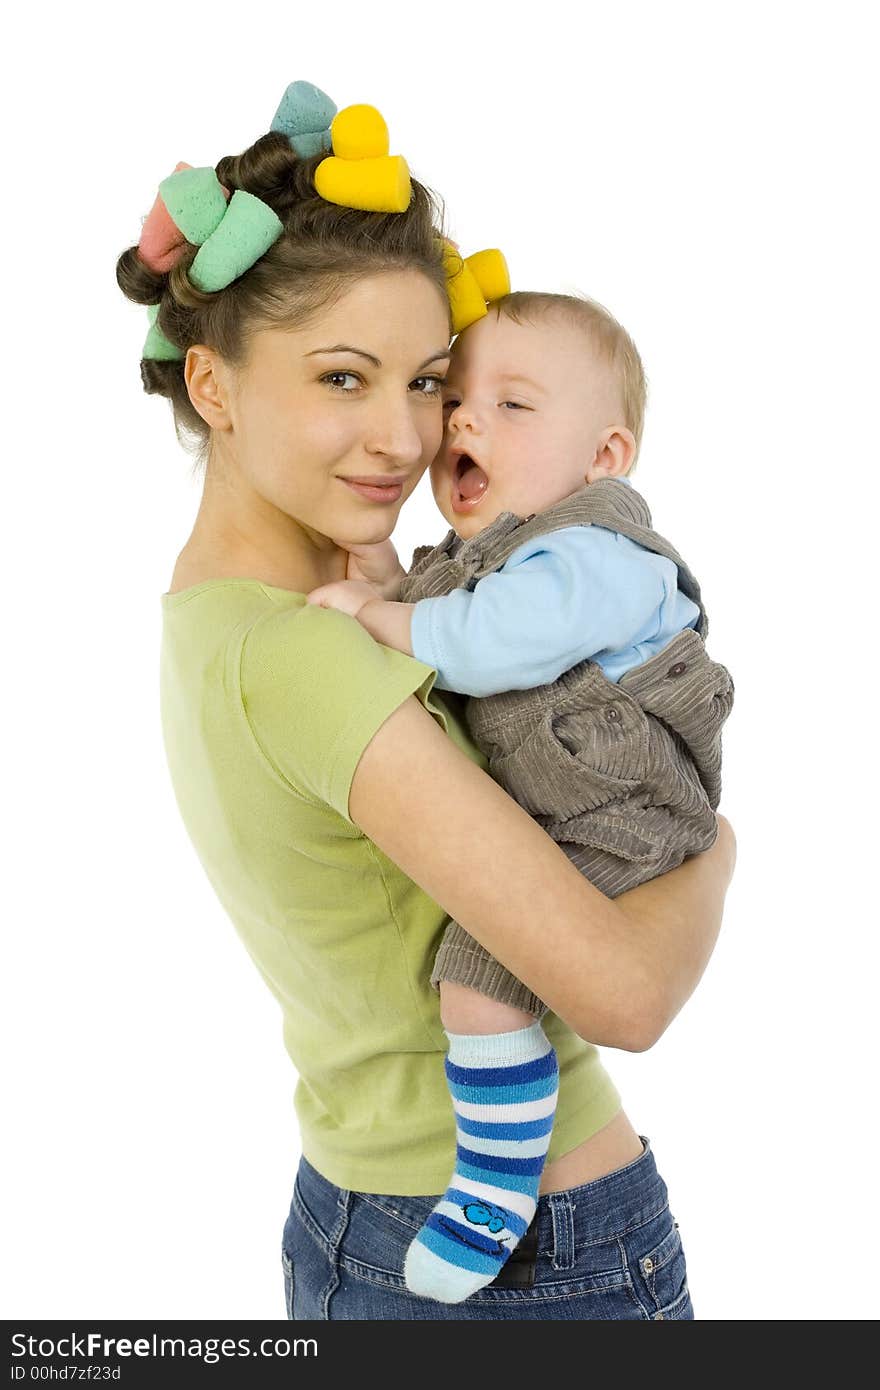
[452,453,489,512]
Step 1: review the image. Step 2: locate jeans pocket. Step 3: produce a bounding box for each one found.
[282,1250,296,1320]
[628,1210,691,1320]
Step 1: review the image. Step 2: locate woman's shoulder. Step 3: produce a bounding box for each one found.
[162,571,435,702]
[162,576,350,701]
[160,572,457,822]
[239,593,438,744]
[240,588,425,682]
[238,594,442,823]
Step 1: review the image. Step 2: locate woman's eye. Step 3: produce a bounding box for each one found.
[322,371,362,392]
[411,375,445,397]
[323,372,445,397]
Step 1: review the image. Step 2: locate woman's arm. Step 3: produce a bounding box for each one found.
[349,694,736,1053]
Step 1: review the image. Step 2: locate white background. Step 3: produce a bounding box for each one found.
[3,1,877,1321]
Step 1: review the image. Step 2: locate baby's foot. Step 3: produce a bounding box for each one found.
[404,1021,558,1304]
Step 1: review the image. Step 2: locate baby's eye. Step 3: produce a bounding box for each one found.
[500,401,527,410]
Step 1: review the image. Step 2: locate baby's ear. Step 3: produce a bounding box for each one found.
[584,426,637,484]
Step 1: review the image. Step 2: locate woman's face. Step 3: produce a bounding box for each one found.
[213,270,452,549]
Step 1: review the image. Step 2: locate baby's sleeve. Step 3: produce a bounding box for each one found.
[240,600,441,824]
[409,525,669,698]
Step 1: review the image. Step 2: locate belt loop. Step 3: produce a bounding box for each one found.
[329,1187,352,1251]
[549,1192,576,1271]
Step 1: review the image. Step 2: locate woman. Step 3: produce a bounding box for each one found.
[117,121,735,1320]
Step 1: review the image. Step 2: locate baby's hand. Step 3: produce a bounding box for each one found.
[344,539,406,599]
[306,579,380,619]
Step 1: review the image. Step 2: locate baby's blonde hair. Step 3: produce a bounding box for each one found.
[489,291,648,469]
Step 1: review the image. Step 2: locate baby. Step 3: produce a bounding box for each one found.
[307,291,734,1304]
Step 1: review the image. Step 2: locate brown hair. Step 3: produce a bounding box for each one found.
[489,291,648,467]
[115,133,451,472]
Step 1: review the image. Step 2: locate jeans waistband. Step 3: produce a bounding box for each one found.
[295,1135,668,1254]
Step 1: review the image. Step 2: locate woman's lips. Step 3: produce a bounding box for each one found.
[340,478,404,504]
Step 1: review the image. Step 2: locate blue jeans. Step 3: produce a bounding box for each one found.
[281,1135,694,1320]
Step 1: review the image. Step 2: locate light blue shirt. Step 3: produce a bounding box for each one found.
[409,504,701,699]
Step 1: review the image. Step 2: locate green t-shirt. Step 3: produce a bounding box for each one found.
[159,579,622,1194]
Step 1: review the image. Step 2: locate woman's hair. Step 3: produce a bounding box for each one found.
[490,291,648,468]
[116,134,451,473]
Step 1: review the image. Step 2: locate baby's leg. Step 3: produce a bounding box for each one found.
[440,979,536,1034]
[403,979,559,1304]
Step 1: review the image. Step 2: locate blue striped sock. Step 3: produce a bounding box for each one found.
[404,1021,559,1304]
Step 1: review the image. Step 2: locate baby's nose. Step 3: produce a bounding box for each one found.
[447,400,481,431]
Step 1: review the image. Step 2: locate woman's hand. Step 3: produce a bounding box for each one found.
[344,540,406,600]
[307,579,379,619]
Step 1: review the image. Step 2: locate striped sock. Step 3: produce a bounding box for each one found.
[404,1020,559,1304]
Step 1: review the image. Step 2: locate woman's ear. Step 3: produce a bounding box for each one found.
[185,346,233,433]
[584,425,637,484]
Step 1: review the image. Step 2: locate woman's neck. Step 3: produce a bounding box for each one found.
[170,465,349,595]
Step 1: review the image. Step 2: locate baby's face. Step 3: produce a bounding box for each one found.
[430,312,625,539]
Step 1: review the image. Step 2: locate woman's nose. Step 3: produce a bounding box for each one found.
[365,395,425,466]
